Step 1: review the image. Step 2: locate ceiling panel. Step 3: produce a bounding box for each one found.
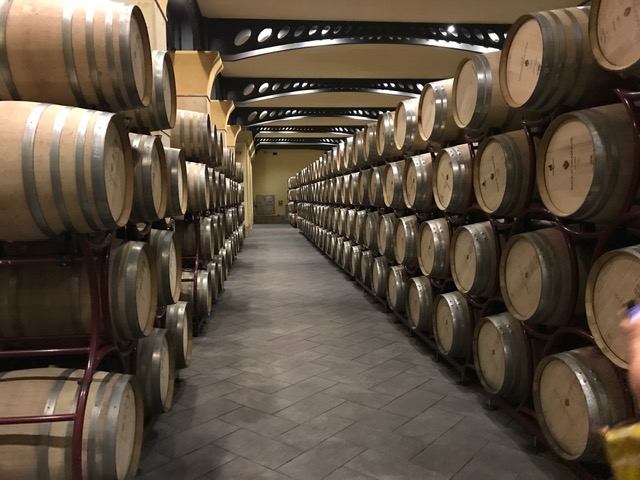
[235,91,414,108]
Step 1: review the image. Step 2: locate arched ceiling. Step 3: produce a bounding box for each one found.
[187,0,585,151]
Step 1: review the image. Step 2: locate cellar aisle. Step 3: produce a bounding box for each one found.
[137,225,574,480]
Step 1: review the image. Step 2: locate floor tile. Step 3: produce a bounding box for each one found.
[346,449,447,480]
[223,387,295,414]
[278,437,365,480]
[273,376,337,402]
[214,429,302,470]
[337,422,427,460]
[322,383,395,409]
[154,418,239,459]
[328,401,409,430]
[382,388,445,418]
[205,456,291,480]
[219,406,298,438]
[138,444,236,480]
[227,372,292,394]
[277,413,354,451]
[275,393,344,424]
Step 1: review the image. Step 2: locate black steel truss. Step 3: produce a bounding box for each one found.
[253,126,359,135]
[204,19,509,61]
[232,107,388,127]
[219,77,430,104]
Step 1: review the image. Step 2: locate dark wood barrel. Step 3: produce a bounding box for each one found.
[500,228,587,327]
[403,154,434,211]
[451,222,500,298]
[383,160,406,209]
[163,148,188,217]
[453,51,518,131]
[0,102,133,241]
[170,110,212,162]
[501,7,613,113]
[419,78,463,147]
[346,209,357,241]
[166,301,192,369]
[137,327,175,416]
[129,133,168,222]
[417,218,451,278]
[0,367,143,480]
[372,256,390,298]
[149,229,181,305]
[474,131,536,217]
[361,250,374,287]
[342,240,354,271]
[394,215,419,269]
[125,50,177,131]
[387,265,409,313]
[433,144,474,213]
[533,347,634,462]
[433,291,474,358]
[536,104,636,223]
[394,97,428,154]
[473,312,538,404]
[407,276,434,332]
[0,0,152,112]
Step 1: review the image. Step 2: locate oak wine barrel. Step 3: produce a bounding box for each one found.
[0,368,143,480]
[360,250,374,287]
[585,245,640,369]
[387,265,409,313]
[378,213,398,262]
[364,211,381,253]
[501,7,613,113]
[394,97,428,154]
[394,215,419,269]
[351,245,362,280]
[206,261,220,304]
[346,209,357,241]
[433,144,474,213]
[180,269,213,317]
[433,291,474,358]
[354,210,367,244]
[377,111,403,159]
[417,218,451,279]
[129,133,168,222]
[170,110,212,162]
[185,162,210,213]
[358,168,372,206]
[368,166,385,207]
[419,78,463,147]
[372,256,390,298]
[536,104,636,223]
[407,276,434,332]
[474,130,536,216]
[363,122,382,165]
[136,327,175,416]
[166,301,192,369]
[125,50,176,131]
[0,102,133,241]
[149,229,181,305]
[533,347,634,462]
[500,228,587,327]
[349,171,360,205]
[451,222,500,298]
[163,148,188,217]
[0,0,152,112]
[342,240,354,271]
[383,160,406,209]
[352,130,366,166]
[403,154,435,211]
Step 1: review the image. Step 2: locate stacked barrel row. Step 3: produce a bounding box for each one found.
[0,1,244,478]
[291,1,640,468]
[287,176,300,227]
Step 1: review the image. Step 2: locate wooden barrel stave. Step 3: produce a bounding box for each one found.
[378,213,398,262]
[394,215,419,269]
[403,154,435,211]
[383,160,406,209]
[170,110,212,162]
[407,276,434,332]
[166,301,192,369]
[180,269,212,317]
[149,229,181,305]
[372,256,390,298]
[387,265,409,312]
[419,78,463,147]
[163,147,188,217]
[129,133,168,222]
[394,97,428,154]
[351,246,362,280]
[433,144,474,213]
[434,291,474,358]
[418,218,451,278]
[136,327,176,416]
[360,250,374,287]
[450,222,499,298]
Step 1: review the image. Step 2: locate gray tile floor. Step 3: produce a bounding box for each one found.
[137,225,576,480]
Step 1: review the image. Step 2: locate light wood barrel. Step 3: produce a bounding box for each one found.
[377,111,403,159]
[536,104,636,223]
[342,240,353,271]
[586,245,640,369]
[473,312,536,404]
[180,269,212,316]
[206,260,220,304]
[394,215,419,269]
[351,246,362,280]
[338,208,348,237]
[501,7,612,113]
[170,110,212,162]
[342,174,352,205]
[346,209,357,241]
[407,276,434,332]
[354,210,367,244]
[333,237,343,264]
[500,228,586,326]
[349,171,360,205]
[434,291,474,358]
[225,209,235,236]
[0,102,133,241]
[136,327,175,416]
[453,51,517,131]
[0,367,143,480]
[163,148,188,217]
[0,0,152,112]
[419,78,463,146]
[364,122,382,165]
[185,162,210,213]
[360,250,374,287]
[474,131,535,216]
[368,166,386,207]
[533,347,633,462]
[334,176,344,204]
[358,168,372,206]
[166,301,192,369]
[433,144,474,213]
[383,160,406,209]
[125,50,176,131]
[372,256,390,298]
[149,229,181,305]
[394,97,428,154]
[0,240,155,341]
[378,213,398,262]
[403,154,434,211]
[352,130,366,166]
[451,222,499,298]
[344,137,354,170]
[418,218,451,278]
[590,0,640,77]
[288,202,297,214]
[387,265,409,313]
[129,133,168,222]
[364,211,381,253]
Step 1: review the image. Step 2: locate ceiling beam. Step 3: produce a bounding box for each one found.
[231,107,388,126]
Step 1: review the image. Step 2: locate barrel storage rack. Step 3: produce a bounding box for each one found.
[288,4,640,475]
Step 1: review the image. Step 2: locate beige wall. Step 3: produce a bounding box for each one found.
[253,150,320,217]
